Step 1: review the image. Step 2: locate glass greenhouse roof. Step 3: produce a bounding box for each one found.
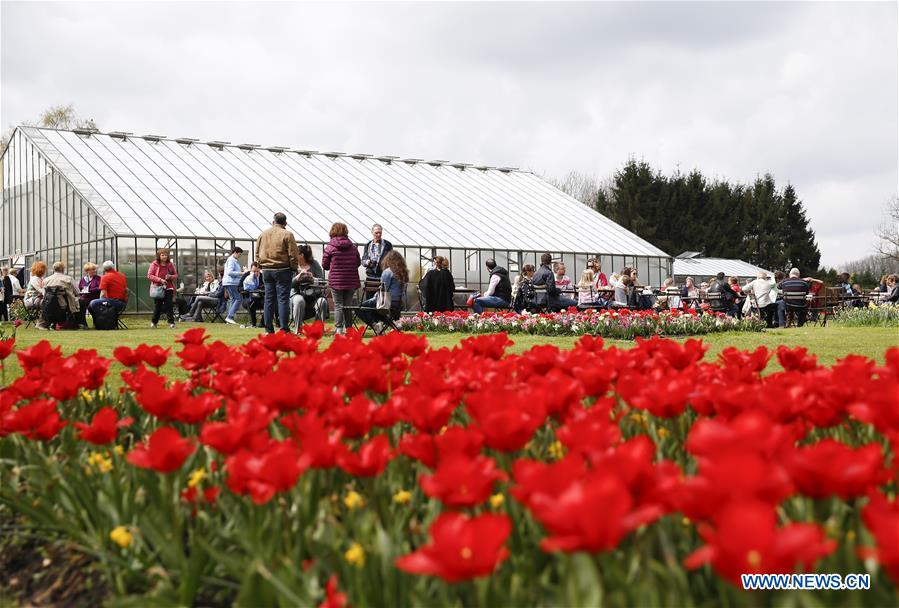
[18,127,669,257]
[672,257,773,279]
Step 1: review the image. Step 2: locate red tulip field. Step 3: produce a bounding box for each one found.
[1,324,897,606]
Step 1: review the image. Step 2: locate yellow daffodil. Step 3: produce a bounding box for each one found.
[548,441,566,460]
[657,427,671,439]
[345,542,365,567]
[109,526,133,549]
[344,490,365,510]
[188,468,206,488]
[393,490,412,505]
[489,493,505,509]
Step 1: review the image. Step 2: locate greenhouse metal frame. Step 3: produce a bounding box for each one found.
[1,127,672,312]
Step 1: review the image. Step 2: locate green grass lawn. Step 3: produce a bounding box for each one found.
[2,319,896,387]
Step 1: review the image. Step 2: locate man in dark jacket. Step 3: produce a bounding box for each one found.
[531,253,578,311]
[361,224,393,279]
[472,259,512,313]
[708,272,738,314]
[777,267,811,327]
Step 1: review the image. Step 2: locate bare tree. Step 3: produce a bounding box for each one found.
[544,170,603,206]
[1,104,98,154]
[876,195,899,262]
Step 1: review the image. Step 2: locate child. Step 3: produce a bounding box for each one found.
[577,269,596,306]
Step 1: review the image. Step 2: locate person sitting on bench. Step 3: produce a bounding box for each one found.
[241,262,264,328]
[473,259,512,313]
[357,250,407,331]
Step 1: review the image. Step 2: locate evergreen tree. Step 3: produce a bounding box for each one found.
[780,184,821,273]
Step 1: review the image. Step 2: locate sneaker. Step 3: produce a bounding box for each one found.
[150,323,157,329]
[36,322,49,331]
[169,323,177,329]
[225,317,237,325]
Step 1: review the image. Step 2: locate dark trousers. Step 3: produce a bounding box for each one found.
[246,295,262,327]
[356,297,401,327]
[152,290,175,325]
[263,268,293,333]
[761,303,777,328]
[0,300,7,321]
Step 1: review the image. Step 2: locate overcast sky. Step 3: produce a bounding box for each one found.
[2,1,896,268]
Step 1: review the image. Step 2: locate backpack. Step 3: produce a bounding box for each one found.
[91,301,120,330]
[513,279,536,313]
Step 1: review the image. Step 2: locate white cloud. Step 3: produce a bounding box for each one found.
[1,1,895,267]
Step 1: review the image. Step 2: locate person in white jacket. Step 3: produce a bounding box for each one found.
[745,270,777,328]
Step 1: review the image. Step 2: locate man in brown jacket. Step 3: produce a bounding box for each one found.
[256,212,300,333]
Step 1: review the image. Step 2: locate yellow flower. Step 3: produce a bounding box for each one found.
[81,390,94,403]
[657,428,671,439]
[109,526,133,549]
[548,441,566,460]
[393,490,412,505]
[88,452,113,472]
[187,468,206,488]
[98,457,113,473]
[345,542,365,567]
[489,493,505,509]
[113,445,124,456]
[344,490,365,510]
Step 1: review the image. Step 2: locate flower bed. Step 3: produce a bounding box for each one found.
[397,308,766,338]
[0,325,897,606]
[832,303,899,327]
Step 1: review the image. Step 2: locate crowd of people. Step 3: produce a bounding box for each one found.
[2,215,897,333]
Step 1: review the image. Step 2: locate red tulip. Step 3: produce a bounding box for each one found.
[859,491,899,583]
[73,407,133,445]
[113,346,143,367]
[16,340,62,372]
[5,399,66,441]
[786,439,889,499]
[392,389,459,434]
[396,512,511,582]
[319,575,349,608]
[776,345,818,372]
[336,435,393,477]
[466,386,546,452]
[0,338,15,361]
[136,344,170,368]
[127,427,195,473]
[225,440,310,504]
[175,327,208,345]
[555,398,620,457]
[684,500,835,585]
[302,320,325,341]
[420,453,506,508]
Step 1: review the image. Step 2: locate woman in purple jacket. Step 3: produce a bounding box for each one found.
[77,262,102,328]
[321,223,361,334]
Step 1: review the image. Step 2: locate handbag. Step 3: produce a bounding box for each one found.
[149,283,166,300]
[375,284,391,311]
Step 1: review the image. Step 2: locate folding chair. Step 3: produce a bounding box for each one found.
[201,297,225,323]
[344,305,402,336]
[783,291,810,328]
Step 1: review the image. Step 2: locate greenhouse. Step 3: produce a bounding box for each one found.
[1,126,672,311]
[672,252,773,284]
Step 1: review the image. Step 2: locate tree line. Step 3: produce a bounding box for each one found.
[581,159,822,274]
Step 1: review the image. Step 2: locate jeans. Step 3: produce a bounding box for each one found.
[224,284,242,320]
[152,290,175,325]
[89,298,126,314]
[331,289,356,333]
[552,296,579,312]
[473,295,510,313]
[777,301,807,327]
[262,269,293,333]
